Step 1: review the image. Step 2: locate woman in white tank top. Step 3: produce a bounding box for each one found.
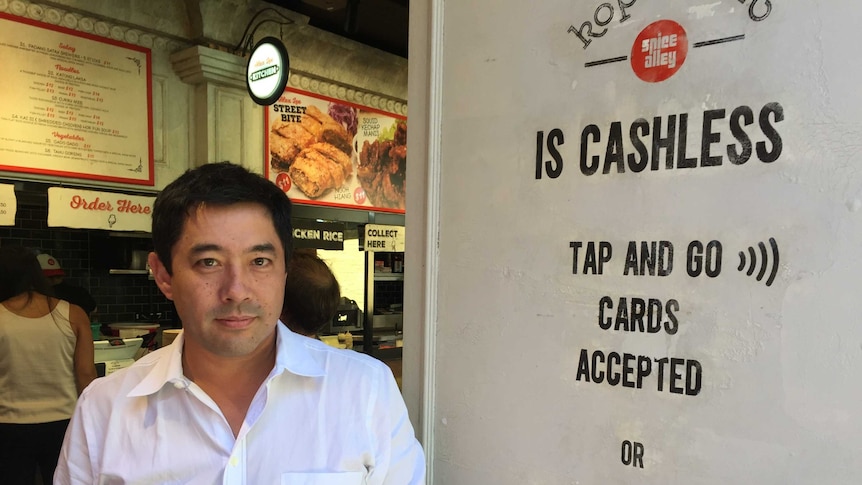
[0,245,96,485]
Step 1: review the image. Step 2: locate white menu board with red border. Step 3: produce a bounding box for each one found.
[265,87,406,214]
[0,12,153,186]
[0,183,18,226]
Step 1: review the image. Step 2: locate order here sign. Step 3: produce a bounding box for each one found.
[47,187,155,232]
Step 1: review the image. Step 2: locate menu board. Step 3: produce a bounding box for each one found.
[265,87,406,213]
[0,183,18,226]
[0,13,153,186]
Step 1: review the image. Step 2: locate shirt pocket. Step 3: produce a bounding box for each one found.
[281,471,365,485]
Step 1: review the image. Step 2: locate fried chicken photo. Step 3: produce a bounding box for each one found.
[288,142,354,198]
[357,121,407,209]
[269,104,353,173]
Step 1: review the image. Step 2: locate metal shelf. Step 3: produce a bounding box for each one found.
[373,272,404,281]
[364,251,405,358]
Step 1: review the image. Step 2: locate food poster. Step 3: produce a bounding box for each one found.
[429,0,862,483]
[265,88,407,213]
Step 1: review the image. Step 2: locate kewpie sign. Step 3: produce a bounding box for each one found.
[47,187,155,231]
[363,224,405,252]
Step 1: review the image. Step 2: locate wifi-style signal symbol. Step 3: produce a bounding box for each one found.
[737,237,779,287]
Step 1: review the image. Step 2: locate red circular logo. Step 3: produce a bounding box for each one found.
[353,187,367,205]
[274,172,291,193]
[630,20,688,83]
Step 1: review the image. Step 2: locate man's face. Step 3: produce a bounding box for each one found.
[148,202,287,359]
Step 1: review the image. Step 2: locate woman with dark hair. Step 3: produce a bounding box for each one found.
[0,245,96,484]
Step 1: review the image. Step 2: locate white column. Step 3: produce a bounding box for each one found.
[170,45,264,174]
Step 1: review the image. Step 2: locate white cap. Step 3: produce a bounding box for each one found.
[37,253,65,277]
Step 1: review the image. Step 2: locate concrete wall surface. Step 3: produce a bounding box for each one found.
[414,0,862,483]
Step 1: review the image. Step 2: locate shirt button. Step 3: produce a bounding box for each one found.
[230,456,239,467]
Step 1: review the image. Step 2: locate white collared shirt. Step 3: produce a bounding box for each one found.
[54,324,425,484]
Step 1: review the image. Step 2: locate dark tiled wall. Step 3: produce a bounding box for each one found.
[371,252,404,311]
[0,201,174,326]
[374,280,404,311]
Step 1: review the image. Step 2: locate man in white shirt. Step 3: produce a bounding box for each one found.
[54,162,425,484]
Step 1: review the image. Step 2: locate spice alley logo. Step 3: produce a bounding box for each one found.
[571,2,771,82]
[630,20,687,83]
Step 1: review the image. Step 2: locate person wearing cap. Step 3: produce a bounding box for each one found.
[37,254,97,317]
[0,246,97,484]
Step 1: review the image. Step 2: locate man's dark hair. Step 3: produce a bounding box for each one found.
[151,162,294,274]
[281,250,341,337]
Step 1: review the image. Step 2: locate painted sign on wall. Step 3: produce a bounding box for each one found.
[265,87,407,214]
[431,0,862,483]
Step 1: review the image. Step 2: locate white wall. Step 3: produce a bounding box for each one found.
[409,0,862,483]
[319,239,365,312]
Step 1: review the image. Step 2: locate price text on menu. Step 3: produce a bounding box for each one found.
[0,13,153,186]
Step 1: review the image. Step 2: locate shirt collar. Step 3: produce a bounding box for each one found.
[126,331,187,397]
[127,322,326,397]
[274,322,327,378]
